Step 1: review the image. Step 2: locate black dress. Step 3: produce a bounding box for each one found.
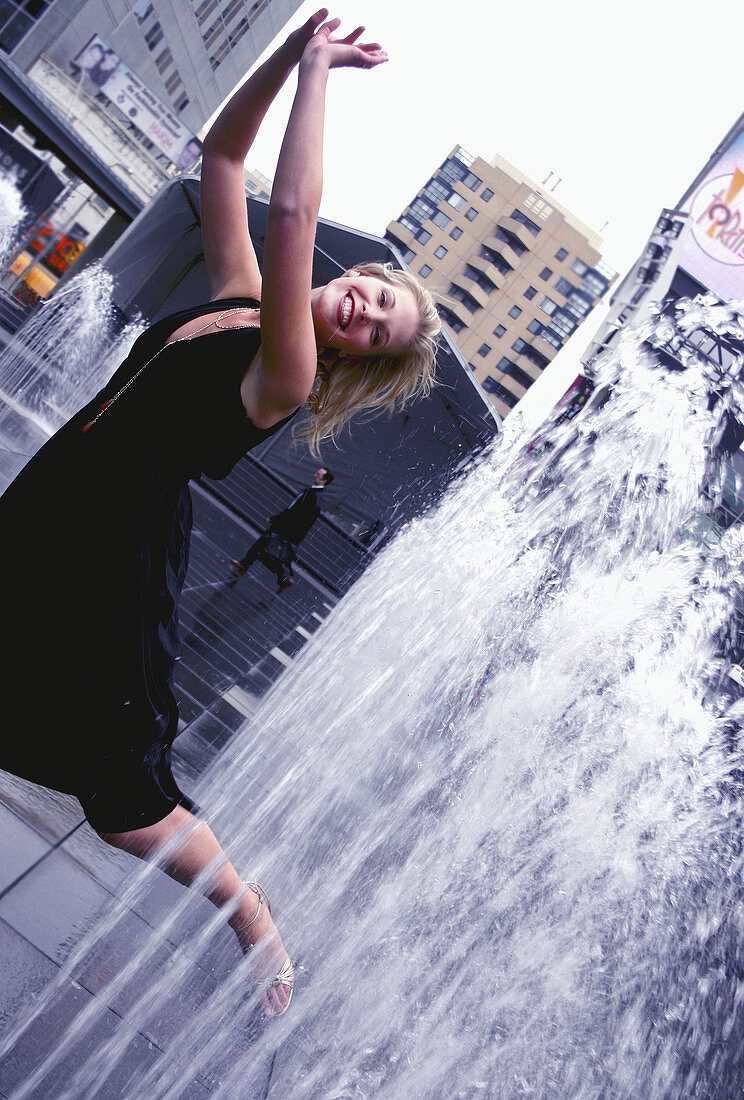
[0,297,295,832]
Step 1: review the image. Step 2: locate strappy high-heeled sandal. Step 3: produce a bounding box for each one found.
[235,881,295,1017]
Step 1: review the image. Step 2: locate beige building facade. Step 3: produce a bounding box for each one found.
[386,147,616,418]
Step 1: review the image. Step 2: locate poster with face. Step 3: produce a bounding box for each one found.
[74,36,201,170]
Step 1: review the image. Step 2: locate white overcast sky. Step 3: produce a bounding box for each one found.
[216,0,744,423]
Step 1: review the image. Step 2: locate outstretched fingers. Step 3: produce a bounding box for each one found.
[299,15,388,70]
[340,25,365,44]
[317,16,341,37]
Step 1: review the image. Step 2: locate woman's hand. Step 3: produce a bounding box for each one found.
[283,7,330,66]
[299,17,388,71]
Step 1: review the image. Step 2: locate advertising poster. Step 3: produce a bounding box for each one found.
[74,36,202,169]
[678,126,744,301]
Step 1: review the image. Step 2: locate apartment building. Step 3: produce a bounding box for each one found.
[386,146,616,418]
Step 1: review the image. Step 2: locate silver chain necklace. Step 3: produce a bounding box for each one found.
[81,306,259,434]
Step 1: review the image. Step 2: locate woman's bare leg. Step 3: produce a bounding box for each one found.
[98,804,291,1017]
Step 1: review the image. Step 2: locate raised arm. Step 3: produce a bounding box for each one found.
[200,8,330,302]
[245,20,388,424]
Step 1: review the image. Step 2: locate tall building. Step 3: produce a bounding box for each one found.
[386,146,616,419]
[1,0,304,142]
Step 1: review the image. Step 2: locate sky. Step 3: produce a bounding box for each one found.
[216,0,744,425]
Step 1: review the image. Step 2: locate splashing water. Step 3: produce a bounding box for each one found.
[0,265,144,435]
[0,177,25,270]
[3,300,744,1098]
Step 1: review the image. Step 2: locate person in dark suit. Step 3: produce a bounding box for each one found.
[230,466,333,591]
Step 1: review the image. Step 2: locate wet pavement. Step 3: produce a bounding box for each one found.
[0,396,335,1097]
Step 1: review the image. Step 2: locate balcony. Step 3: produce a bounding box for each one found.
[485,233,524,263]
[451,273,490,310]
[468,255,508,291]
[496,217,534,251]
[511,356,541,383]
[443,296,476,329]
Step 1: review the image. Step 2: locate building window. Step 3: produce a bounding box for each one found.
[554,276,576,297]
[449,226,463,240]
[447,192,466,211]
[164,71,182,95]
[419,263,432,278]
[511,209,541,236]
[210,40,232,69]
[523,343,550,369]
[539,266,552,281]
[173,93,190,112]
[523,193,553,220]
[439,157,470,187]
[432,210,452,229]
[465,207,478,221]
[540,329,562,349]
[524,286,537,300]
[228,17,251,49]
[527,319,543,335]
[482,187,494,202]
[582,271,608,299]
[415,228,432,244]
[424,179,450,204]
[155,47,174,74]
[498,357,533,389]
[512,338,528,354]
[540,295,558,315]
[145,20,164,50]
[547,308,577,340]
[434,244,448,259]
[508,305,522,319]
[565,291,593,318]
[478,343,491,357]
[402,247,416,264]
[194,0,217,20]
[463,171,482,191]
[482,376,519,407]
[493,324,506,338]
[555,247,568,262]
[411,197,436,223]
[0,1,48,52]
[571,258,589,277]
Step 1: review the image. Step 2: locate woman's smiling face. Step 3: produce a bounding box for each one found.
[311,272,419,357]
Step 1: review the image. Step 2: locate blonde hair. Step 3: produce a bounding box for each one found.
[296,261,441,453]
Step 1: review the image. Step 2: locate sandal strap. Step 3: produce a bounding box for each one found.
[233,881,271,933]
[256,956,295,992]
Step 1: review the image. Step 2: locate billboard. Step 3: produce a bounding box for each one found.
[677,124,744,301]
[74,36,202,170]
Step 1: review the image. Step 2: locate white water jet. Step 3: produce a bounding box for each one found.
[0,264,144,435]
[3,300,744,1098]
[0,177,25,269]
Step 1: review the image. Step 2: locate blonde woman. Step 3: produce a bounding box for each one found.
[0,11,439,1019]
